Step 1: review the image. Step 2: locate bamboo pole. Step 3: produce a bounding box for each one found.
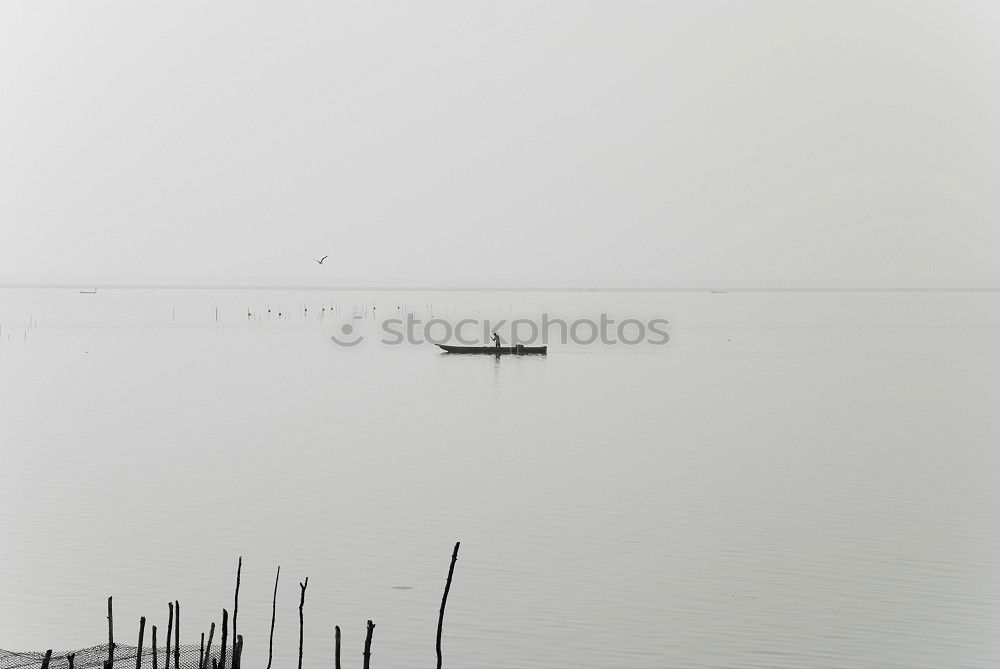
[136,617,146,669]
[232,636,243,669]
[41,650,52,669]
[232,558,242,664]
[334,626,341,669]
[363,621,374,669]
[173,602,180,669]
[165,604,173,669]
[152,627,158,669]
[436,542,460,669]
[266,566,280,669]
[297,579,308,669]
[199,633,204,669]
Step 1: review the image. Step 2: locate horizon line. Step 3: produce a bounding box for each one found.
[3,282,1000,293]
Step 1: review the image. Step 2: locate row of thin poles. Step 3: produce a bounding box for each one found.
[35,542,460,669]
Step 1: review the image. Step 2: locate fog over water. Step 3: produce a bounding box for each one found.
[3,3,1000,288]
[5,2,1000,666]
[2,288,999,668]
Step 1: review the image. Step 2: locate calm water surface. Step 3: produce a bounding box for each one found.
[1,289,999,668]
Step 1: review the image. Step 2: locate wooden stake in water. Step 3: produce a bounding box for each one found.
[203,622,216,669]
[136,617,146,669]
[66,654,75,669]
[297,578,308,669]
[107,597,115,669]
[173,602,180,669]
[266,566,280,669]
[199,633,204,669]
[152,627,158,669]
[363,621,374,669]
[219,610,228,669]
[334,626,341,669]
[41,651,52,669]
[165,603,173,669]
[436,542,460,669]
[232,636,243,669]
[232,558,242,663]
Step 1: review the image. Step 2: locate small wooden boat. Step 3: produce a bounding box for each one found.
[437,344,547,355]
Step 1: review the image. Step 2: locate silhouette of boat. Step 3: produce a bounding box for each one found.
[437,344,546,355]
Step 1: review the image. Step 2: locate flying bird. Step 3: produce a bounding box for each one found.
[315,254,330,264]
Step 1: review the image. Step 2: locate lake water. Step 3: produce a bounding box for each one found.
[1,288,999,668]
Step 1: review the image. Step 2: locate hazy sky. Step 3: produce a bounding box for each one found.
[2,1,999,287]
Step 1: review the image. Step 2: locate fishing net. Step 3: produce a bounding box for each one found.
[0,645,209,669]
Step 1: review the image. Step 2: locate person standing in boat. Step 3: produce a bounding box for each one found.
[492,331,502,350]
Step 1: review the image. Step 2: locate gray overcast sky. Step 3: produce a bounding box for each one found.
[2,1,998,287]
